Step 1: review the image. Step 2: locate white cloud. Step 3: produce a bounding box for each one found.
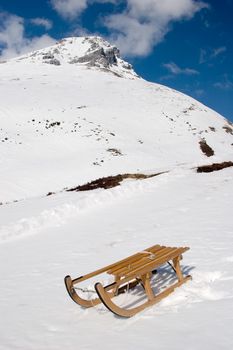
[30,18,53,30]
[50,0,88,20]
[104,0,209,57]
[212,46,226,58]
[104,13,161,57]
[199,48,207,64]
[126,0,207,21]
[214,75,233,90]
[0,13,56,60]
[195,88,204,96]
[199,46,226,64]
[163,62,199,75]
[50,0,117,20]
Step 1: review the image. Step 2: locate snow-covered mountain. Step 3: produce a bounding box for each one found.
[1,37,233,350]
[0,36,232,203]
[12,36,137,78]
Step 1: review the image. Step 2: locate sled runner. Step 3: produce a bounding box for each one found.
[64,244,191,317]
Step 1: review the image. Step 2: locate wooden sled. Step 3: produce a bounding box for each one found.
[64,244,191,318]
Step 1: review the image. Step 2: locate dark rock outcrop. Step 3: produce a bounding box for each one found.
[70,46,120,69]
[199,139,214,157]
[197,161,233,173]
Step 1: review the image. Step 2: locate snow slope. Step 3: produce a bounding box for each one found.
[0,167,233,350]
[0,36,233,350]
[0,36,232,203]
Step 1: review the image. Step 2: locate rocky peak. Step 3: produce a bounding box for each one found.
[15,36,138,78]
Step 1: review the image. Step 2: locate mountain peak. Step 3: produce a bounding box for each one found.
[14,36,138,78]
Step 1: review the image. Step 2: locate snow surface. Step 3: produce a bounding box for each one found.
[0,167,233,350]
[0,36,233,350]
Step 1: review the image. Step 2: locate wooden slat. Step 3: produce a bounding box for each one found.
[110,246,171,276]
[107,244,162,274]
[107,245,165,275]
[120,247,189,280]
[113,247,172,276]
[117,247,178,277]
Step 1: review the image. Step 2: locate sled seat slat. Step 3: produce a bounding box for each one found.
[108,246,174,276]
[107,244,166,275]
[119,247,188,279]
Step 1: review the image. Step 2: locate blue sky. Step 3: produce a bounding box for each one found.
[0,0,232,122]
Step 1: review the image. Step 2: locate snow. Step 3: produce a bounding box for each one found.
[0,38,232,203]
[0,168,233,349]
[0,36,233,349]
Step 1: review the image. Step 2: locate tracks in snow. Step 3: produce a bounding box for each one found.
[0,161,232,243]
[0,170,172,243]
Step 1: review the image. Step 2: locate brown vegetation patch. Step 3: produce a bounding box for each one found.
[199,139,214,157]
[223,125,233,135]
[196,161,233,173]
[47,121,61,128]
[66,172,165,192]
[107,148,122,156]
[46,192,55,196]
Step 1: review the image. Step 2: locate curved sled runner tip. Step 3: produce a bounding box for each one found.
[64,275,101,308]
[64,275,141,309]
[95,282,144,318]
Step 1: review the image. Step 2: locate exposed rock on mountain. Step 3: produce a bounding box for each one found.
[15,36,137,78]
